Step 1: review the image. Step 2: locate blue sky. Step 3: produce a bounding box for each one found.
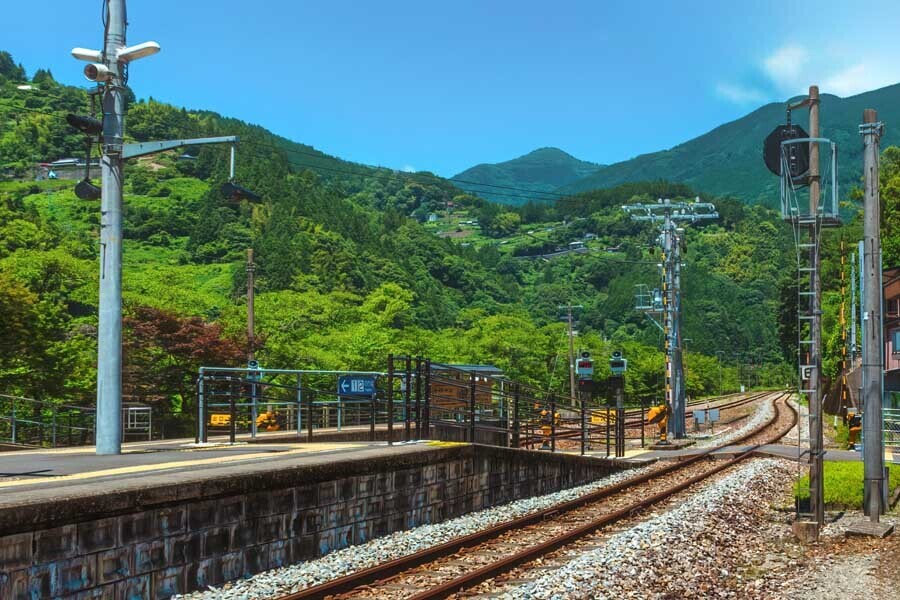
[5,1,900,176]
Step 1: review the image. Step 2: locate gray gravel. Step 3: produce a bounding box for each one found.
[174,463,656,599]
[691,394,775,448]
[502,458,794,599]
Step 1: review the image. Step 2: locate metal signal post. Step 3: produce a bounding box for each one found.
[624,198,717,439]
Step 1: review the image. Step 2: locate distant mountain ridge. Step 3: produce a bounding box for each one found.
[559,84,900,205]
[455,83,900,207]
[451,147,603,205]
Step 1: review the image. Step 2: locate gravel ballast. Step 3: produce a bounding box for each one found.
[503,458,795,599]
[174,464,657,599]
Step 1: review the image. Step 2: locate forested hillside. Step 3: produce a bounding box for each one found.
[7,50,883,431]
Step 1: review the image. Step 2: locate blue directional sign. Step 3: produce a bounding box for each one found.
[338,376,377,396]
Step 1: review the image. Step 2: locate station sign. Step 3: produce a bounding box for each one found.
[338,375,377,397]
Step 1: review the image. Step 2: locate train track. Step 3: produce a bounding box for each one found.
[278,391,795,600]
[537,390,774,446]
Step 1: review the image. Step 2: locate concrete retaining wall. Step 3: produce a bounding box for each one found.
[0,445,625,599]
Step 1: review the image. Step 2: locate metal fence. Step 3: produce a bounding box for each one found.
[0,395,154,448]
[885,408,900,458]
[195,357,649,455]
[0,395,95,448]
[196,367,392,443]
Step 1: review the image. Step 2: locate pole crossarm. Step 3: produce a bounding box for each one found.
[123,135,239,159]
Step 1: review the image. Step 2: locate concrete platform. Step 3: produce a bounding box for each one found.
[0,442,629,599]
[0,440,421,526]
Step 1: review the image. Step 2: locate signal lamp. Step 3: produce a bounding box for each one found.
[84,63,113,82]
[75,179,101,200]
[66,113,103,135]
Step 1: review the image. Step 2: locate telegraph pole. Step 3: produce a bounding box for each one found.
[807,86,825,527]
[560,304,582,404]
[624,198,717,439]
[247,248,256,361]
[860,108,890,528]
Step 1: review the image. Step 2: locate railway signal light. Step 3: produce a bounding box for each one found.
[74,179,101,201]
[222,181,262,202]
[66,113,103,135]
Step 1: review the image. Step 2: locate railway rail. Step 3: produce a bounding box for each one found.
[276,391,795,600]
[536,390,774,447]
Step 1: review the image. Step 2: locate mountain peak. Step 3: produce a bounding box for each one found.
[451,147,603,205]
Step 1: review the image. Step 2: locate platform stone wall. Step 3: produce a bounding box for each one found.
[0,445,624,599]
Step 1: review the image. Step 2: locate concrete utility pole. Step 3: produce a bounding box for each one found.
[624,198,717,439]
[247,248,256,361]
[860,109,889,526]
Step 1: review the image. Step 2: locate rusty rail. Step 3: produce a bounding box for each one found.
[277,391,793,600]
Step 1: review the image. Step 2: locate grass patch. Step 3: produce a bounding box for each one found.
[795,461,900,508]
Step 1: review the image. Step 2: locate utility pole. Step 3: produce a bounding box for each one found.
[851,249,858,361]
[247,248,256,361]
[807,86,825,528]
[624,198,717,439]
[71,1,246,454]
[92,0,139,455]
[859,108,891,531]
[559,304,583,405]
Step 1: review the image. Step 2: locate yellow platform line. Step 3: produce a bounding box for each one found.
[0,443,364,489]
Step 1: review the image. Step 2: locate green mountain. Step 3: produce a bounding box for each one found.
[451,147,603,205]
[559,84,900,205]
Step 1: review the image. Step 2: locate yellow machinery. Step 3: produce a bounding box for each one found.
[847,411,862,450]
[646,404,668,443]
[209,411,280,432]
[257,411,280,432]
[537,406,561,449]
[209,413,231,428]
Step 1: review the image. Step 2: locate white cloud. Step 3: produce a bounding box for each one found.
[763,45,810,94]
[401,164,416,173]
[759,44,900,98]
[714,82,767,105]
[823,63,897,97]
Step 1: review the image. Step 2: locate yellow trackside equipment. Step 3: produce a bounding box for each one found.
[256,411,280,432]
[646,404,668,443]
[210,413,231,427]
[847,411,862,450]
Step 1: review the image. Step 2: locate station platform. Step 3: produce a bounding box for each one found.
[0,440,628,599]
[0,439,430,529]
